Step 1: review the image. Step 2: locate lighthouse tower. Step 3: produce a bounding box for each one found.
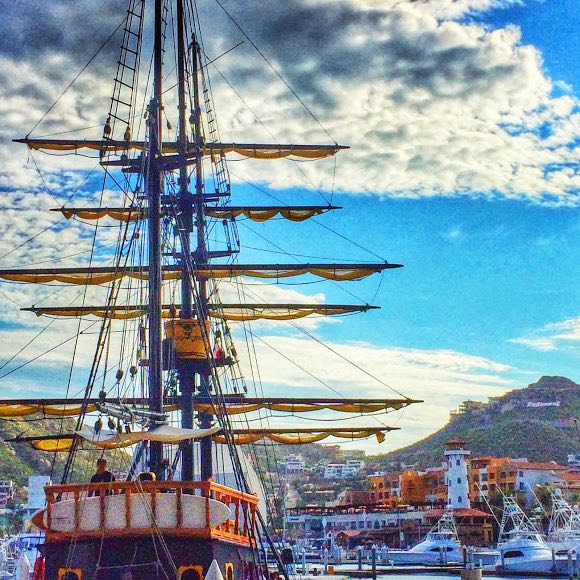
[445,439,471,509]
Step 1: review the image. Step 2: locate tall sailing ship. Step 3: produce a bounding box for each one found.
[0,1,420,578]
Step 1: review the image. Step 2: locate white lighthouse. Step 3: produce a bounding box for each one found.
[445,439,471,509]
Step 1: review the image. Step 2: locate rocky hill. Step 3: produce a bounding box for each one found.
[0,417,124,488]
[378,376,579,469]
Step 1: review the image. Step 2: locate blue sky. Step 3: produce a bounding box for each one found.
[0,0,577,453]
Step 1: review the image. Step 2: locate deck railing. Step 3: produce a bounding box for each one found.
[34,480,258,545]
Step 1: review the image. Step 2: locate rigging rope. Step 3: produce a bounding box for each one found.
[27,18,127,137]
[213,0,337,145]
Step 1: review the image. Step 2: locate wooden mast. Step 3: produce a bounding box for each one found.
[190,32,214,483]
[147,0,164,474]
[176,0,196,482]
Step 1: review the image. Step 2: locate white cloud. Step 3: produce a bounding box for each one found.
[511,316,580,352]
[0,0,577,207]
[235,332,516,450]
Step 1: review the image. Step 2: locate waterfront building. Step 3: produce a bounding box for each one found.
[567,453,580,470]
[469,456,509,501]
[26,476,51,510]
[508,460,569,505]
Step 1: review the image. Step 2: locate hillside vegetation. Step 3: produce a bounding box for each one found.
[0,416,126,487]
[378,376,579,469]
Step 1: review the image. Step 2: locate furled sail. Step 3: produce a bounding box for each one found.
[54,205,341,223]
[15,138,347,160]
[219,427,393,445]
[0,263,401,285]
[22,303,378,321]
[7,426,396,452]
[0,397,420,418]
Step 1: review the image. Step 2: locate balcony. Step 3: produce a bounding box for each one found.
[32,480,258,546]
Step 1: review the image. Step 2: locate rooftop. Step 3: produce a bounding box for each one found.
[509,460,568,471]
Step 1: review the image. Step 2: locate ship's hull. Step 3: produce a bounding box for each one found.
[40,536,261,580]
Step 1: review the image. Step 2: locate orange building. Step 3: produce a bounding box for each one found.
[369,471,401,507]
[469,456,510,502]
[400,470,428,505]
[422,467,447,504]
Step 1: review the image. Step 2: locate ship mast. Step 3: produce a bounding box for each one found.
[175,0,199,482]
[147,0,165,474]
[175,0,213,481]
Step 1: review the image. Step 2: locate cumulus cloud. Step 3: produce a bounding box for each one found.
[0,0,576,206]
[192,0,579,204]
[511,316,580,351]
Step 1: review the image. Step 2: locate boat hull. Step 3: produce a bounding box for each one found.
[39,536,261,580]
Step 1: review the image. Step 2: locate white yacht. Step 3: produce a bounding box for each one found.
[486,496,569,575]
[385,510,464,564]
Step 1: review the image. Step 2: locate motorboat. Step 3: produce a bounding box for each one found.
[384,510,464,565]
[486,496,569,575]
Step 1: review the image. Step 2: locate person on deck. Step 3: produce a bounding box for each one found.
[89,458,115,497]
[90,458,115,486]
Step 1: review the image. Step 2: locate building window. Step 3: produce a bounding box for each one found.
[456,459,460,466]
[458,496,462,503]
[519,482,525,491]
[457,477,461,484]
[519,471,523,477]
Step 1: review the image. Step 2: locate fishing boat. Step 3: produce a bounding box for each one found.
[486,496,569,575]
[0,1,420,579]
[547,490,580,554]
[385,510,463,565]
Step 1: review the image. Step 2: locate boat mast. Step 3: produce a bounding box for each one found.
[147,0,164,473]
[175,0,213,481]
[176,0,195,482]
[190,25,214,483]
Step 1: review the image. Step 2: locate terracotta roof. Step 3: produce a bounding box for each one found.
[509,460,568,471]
[561,471,580,482]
